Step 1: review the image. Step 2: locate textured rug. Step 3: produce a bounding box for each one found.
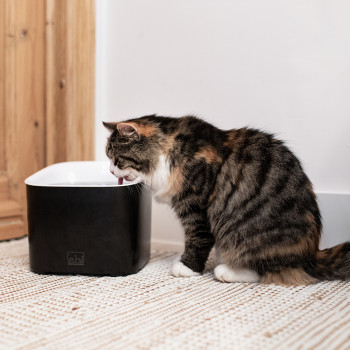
[0,238,350,350]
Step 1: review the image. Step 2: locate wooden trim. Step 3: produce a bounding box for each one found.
[0,0,95,241]
[45,0,95,164]
[0,0,5,171]
[1,0,46,239]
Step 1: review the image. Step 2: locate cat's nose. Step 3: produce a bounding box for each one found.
[110,169,114,174]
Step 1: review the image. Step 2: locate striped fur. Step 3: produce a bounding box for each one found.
[104,115,350,285]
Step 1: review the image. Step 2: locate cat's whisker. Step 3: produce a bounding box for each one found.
[134,183,142,197]
[124,172,135,195]
[139,181,150,192]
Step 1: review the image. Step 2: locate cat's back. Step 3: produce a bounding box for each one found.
[210,126,321,247]
[221,127,305,193]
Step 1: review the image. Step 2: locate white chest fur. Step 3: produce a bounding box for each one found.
[143,155,172,204]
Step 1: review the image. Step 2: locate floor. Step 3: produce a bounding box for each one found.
[1,238,350,350]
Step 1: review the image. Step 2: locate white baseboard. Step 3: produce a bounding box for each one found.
[317,193,350,249]
[151,239,184,253]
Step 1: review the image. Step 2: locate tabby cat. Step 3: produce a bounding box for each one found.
[104,115,350,285]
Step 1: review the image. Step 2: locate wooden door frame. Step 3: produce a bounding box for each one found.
[0,0,95,240]
[46,0,95,164]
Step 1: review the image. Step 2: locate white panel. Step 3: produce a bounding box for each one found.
[25,162,139,187]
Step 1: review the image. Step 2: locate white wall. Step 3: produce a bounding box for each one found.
[95,0,350,248]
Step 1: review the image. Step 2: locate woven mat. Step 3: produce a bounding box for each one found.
[1,239,350,350]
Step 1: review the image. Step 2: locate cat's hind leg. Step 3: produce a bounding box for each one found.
[214,264,260,283]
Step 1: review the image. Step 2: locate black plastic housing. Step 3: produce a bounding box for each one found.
[26,164,151,276]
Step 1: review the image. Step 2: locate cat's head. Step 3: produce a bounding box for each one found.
[103,116,167,182]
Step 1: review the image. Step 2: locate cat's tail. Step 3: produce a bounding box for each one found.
[308,242,350,281]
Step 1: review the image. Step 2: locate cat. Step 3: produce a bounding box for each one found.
[104,115,350,285]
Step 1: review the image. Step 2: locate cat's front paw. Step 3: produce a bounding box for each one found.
[172,261,200,277]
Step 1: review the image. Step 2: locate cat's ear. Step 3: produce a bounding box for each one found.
[117,123,140,140]
[103,121,117,131]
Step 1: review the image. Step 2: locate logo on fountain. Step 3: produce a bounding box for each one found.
[67,252,85,266]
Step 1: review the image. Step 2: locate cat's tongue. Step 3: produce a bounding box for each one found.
[118,177,123,185]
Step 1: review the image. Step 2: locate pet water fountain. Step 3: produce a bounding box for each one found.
[25,161,151,276]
